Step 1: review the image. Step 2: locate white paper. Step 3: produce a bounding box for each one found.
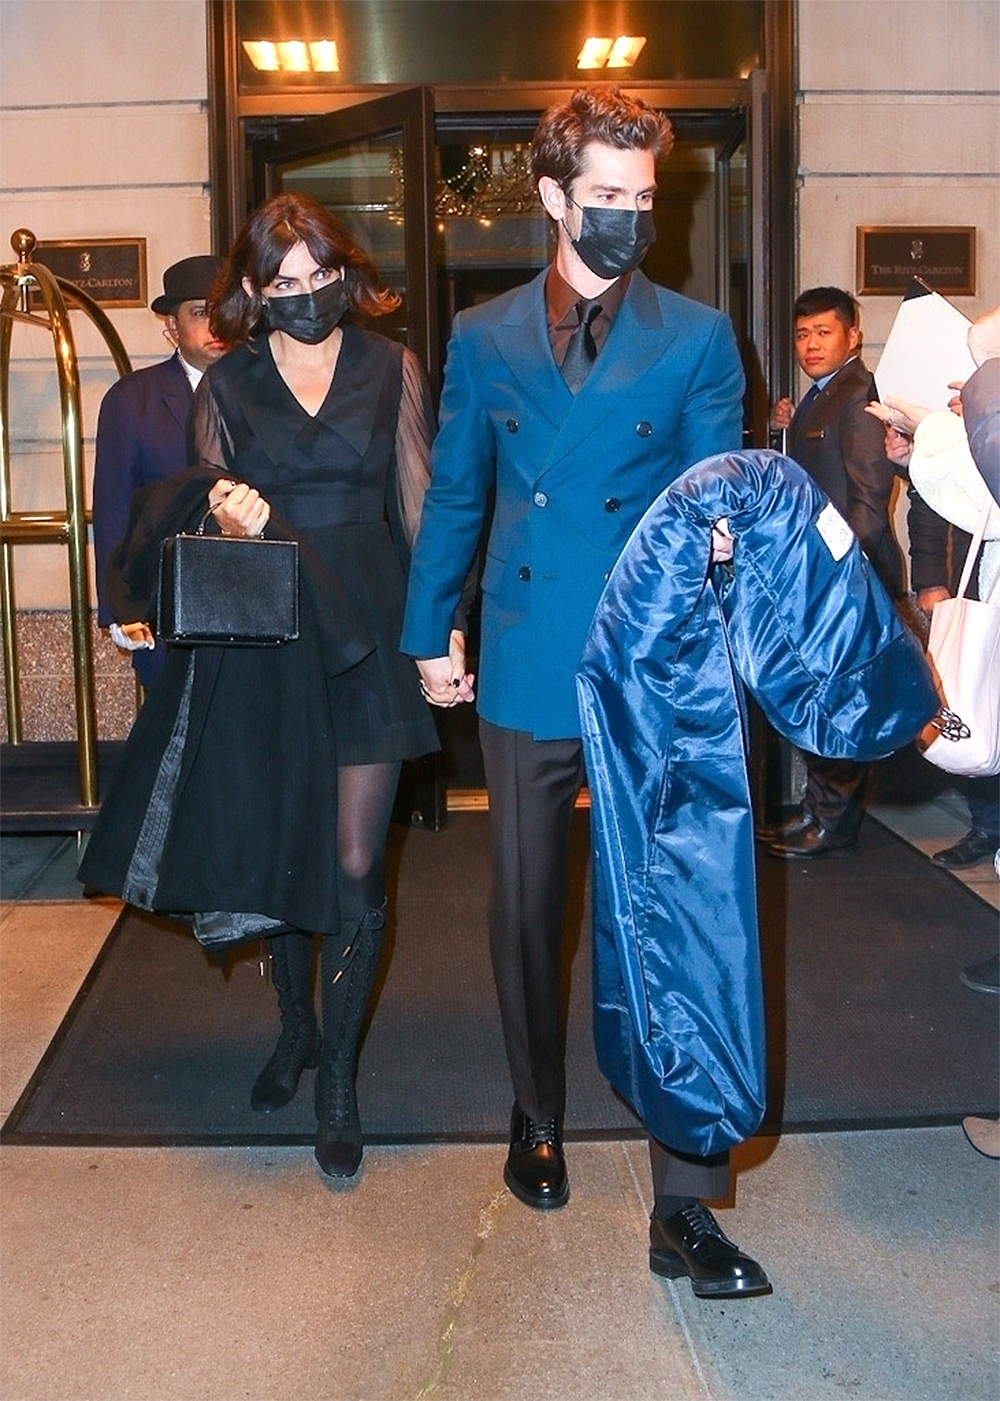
[815,502,854,562]
[874,289,977,411]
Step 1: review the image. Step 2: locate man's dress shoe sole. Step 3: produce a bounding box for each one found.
[649,1244,772,1298]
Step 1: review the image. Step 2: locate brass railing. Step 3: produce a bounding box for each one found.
[0,228,131,807]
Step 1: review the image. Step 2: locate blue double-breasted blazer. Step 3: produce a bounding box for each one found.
[401,267,745,739]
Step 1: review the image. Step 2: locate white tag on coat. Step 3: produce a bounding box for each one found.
[815,502,854,561]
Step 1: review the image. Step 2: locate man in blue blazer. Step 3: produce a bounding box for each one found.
[92,255,225,686]
[403,88,769,1297]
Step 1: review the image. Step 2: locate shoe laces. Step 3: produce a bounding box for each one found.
[674,1203,733,1246]
[523,1115,559,1149]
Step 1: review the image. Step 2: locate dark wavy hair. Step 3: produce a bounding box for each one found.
[530,86,674,194]
[209,192,400,344]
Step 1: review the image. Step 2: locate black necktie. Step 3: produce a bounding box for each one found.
[560,298,602,394]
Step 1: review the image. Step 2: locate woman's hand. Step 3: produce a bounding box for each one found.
[864,397,929,437]
[415,630,475,707]
[208,478,270,538]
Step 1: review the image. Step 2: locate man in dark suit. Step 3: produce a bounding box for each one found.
[765,286,904,858]
[92,255,225,686]
[402,88,770,1298]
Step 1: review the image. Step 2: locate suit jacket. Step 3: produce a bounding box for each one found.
[787,357,904,596]
[92,353,194,626]
[576,451,939,1155]
[401,268,745,739]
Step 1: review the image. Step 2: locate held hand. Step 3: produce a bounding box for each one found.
[208,479,270,538]
[946,381,966,417]
[416,636,475,708]
[770,397,794,431]
[711,518,734,564]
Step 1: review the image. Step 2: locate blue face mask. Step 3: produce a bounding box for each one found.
[261,277,348,344]
[564,194,656,279]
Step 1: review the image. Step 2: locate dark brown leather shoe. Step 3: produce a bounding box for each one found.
[766,821,856,858]
[649,1205,771,1298]
[503,1104,569,1209]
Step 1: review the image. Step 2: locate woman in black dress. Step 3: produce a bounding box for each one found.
[81,193,458,1178]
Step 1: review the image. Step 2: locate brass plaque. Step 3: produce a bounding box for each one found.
[30,237,148,308]
[857,226,975,298]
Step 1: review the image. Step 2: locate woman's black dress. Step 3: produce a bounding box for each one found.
[79,328,438,941]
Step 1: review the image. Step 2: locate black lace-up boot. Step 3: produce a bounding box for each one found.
[314,904,386,1178]
[250,932,320,1112]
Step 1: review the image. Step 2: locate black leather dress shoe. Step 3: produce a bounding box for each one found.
[754,810,814,846]
[932,828,998,870]
[767,821,856,859]
[503,1104,569,1210]
[649,1205,771,1299]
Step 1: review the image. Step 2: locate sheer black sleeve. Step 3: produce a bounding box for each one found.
[188,378,237,478]
[391,345,435,551]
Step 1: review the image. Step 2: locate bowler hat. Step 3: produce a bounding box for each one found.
[151,255,224,315]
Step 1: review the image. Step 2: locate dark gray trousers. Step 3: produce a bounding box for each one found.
[479,718,729,1202]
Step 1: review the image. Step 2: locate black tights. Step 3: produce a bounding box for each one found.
[335,761,400,924]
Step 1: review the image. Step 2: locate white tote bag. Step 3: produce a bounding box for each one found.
[921,499,1000,778]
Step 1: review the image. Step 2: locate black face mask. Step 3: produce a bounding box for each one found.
[261,277,348,344]
[564,195,656,279]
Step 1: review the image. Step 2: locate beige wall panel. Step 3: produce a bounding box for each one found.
[0,0,207,106]
[1,108,209,192]
[798,180,997,331]
[799,97,999,176]
[798,0,1000,94]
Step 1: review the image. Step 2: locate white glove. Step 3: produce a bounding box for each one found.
[109,622,155,651]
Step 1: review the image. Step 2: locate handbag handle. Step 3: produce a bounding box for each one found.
[954,496,993,601]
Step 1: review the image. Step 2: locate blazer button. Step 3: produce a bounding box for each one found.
[604,497,621,513]
[517,565,531,581]
[533,491,548,507]
[506,418,519,433]
[636,421,652,437]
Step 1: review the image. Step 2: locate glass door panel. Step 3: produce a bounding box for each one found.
[253,88,437,383]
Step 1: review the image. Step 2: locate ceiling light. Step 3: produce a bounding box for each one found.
[243,38,340,73]
[577,37,614,69]
[277,41,310,72]
[308,40,339,72]
[242,40,279,71]
[607,36,646,68]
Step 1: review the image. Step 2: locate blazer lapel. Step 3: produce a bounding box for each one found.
[542,271,676,472]
[491,270,568,430]
[161,354,194,435]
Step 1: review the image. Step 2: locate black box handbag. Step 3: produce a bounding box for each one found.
[157,518,299,647]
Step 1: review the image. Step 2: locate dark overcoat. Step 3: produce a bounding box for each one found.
[577,451,939,1156]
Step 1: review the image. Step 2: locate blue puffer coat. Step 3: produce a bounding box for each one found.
[576,451,939,1156]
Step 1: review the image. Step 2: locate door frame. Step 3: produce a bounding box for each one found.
[206,0,795,439]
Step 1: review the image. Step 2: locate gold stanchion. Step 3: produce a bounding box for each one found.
[0,228,131,809]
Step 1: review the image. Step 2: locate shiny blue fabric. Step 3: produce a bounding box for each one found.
[576,451,939,1156]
